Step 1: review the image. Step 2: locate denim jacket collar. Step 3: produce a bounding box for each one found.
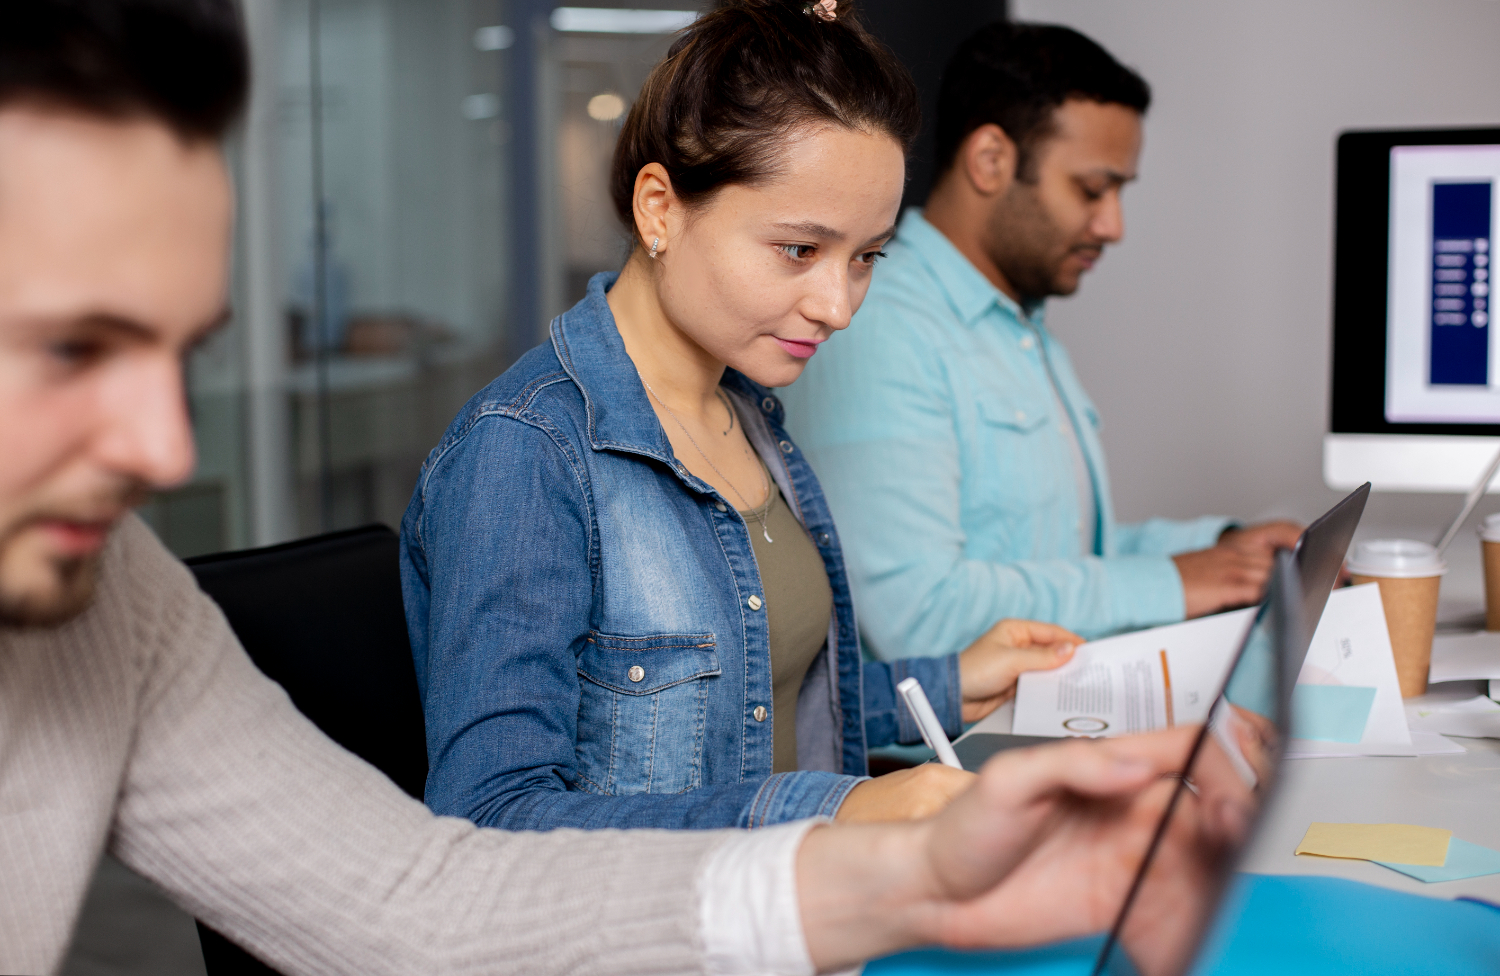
[550,272,675,462]
[551,271,783,462]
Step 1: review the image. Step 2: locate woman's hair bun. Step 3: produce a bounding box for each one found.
[719,0,840,21]
[609,0,918,241]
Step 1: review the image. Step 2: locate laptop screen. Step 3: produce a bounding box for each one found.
[1092,550,1301,976]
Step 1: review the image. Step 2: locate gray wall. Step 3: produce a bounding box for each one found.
[1010,0,1500,564]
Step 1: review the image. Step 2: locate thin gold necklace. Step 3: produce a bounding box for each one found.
[638,371,774,543]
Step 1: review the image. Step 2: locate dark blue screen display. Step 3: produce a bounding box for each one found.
[1429,181,1492,386]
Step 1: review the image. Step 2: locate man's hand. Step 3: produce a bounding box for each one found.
[1173,520,1303,618]
[835,763,976,823]
[958,619,1080,722]
[1218,521,1303,557]
[796,730,1200,972]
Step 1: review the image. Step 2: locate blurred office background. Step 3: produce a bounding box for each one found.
[143,0,678,560]
[63,0,1500,972]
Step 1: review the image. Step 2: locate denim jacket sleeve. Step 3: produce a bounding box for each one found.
[401,412,862,831]
[861,655,963,748]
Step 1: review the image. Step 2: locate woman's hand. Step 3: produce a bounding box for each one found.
[835,764,977,823]
[958,618,1081,722]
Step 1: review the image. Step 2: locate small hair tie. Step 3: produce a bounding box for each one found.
[805,0,836,22]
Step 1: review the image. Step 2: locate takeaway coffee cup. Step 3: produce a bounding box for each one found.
[1481,515,1500,632]
[1348,539,1447,698]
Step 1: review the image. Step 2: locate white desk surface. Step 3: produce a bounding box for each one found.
[963,683,1500,902]
[1243,729,1500,900]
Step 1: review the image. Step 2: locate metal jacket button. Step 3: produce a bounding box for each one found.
[715,501,727,512]
[753,705,767,722]
[762,396,776,412]
[817,532,831,546]
[778,440,794,454]
[747,594,762,611]
[628,665,645,683]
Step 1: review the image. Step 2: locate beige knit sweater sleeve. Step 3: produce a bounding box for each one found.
[98,516,725,975]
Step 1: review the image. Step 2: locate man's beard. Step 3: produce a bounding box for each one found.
[0,548,100,627]
[0,481,144,628]
[986,182,1091,303]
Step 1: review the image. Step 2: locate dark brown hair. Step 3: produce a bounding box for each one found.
[935,22,1149,183]
[0,0,248,142]
[610,0,920,243]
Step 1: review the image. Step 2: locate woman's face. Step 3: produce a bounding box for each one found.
[655,125,905,388]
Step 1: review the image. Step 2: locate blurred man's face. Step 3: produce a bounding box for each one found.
[983,99,1141,303]
[0,107,229,625]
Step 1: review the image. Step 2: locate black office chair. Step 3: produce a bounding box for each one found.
[183,524,428,976]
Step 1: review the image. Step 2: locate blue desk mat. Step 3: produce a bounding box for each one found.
[865,874,1500,976]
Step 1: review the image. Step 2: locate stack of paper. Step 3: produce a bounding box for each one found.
[1408,694,1500,739]
[1295,822,1452,865]
[1295,822,1500,883]
[1379,840,1500,883]
[1430,631,1500,683]
[1010,584,1428,757]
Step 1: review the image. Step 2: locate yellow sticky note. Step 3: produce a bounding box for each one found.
[1295,822,1452,866]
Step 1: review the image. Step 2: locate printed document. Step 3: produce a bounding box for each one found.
[1012,610,1253,737]
[1011,585,1414,756]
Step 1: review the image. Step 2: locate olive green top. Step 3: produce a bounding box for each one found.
[739,473,834,774]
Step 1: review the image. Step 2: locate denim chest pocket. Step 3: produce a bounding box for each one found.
[574,631,720,796]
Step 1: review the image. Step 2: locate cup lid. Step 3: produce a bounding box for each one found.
[1481,513,1500,542]
[1347,538,1448,578]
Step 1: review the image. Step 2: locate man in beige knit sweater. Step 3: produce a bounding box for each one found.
[0,2,1214,975]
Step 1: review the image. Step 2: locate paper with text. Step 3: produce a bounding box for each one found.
[1012,609,1254,737]
[1011,584,1414,755]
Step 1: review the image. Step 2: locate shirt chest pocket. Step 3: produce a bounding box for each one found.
[574,632,720,796]
[971,398,1071,522]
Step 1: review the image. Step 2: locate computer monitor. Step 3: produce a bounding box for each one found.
[1325,127,1500,492]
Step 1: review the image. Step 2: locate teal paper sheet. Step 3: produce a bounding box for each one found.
[1291,684,1376,743]
[1377,838,1500,882]
[863,875,1500,976]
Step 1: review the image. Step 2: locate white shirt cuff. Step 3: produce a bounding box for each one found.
[698,818,860,976]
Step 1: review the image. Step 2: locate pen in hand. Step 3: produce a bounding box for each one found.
[896,677,964,769]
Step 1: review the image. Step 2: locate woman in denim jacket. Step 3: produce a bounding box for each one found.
[400,0,1078,831]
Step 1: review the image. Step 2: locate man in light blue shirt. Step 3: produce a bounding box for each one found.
[784,22,1299,656]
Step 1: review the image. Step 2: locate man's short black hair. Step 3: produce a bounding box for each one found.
[0,0,248,142]
[934,21,1150,183]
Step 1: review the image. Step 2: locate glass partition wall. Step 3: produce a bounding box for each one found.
[144,0,700,558]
